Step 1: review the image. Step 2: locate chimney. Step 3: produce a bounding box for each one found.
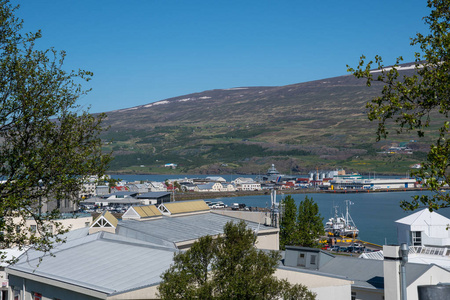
[383,245,401,300]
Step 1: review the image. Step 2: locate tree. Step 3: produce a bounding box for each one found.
[297,196,324,248]
[279,195,324,249]
[158,221,316,300]
[279,195,299,250]
[0,1,110,255]
[347,0,450,211]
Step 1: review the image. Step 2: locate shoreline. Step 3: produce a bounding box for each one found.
[173,187,431,201]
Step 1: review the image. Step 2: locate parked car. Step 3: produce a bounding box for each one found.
[231,203,240,210]
[330,245,340,252]
[211,201,226,209]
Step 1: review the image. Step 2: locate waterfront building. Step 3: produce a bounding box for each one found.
[329,177,417,190]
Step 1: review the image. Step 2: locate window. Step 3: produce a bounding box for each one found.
[30,225,37,233]
[297,253,306,267]
[310,254,316,265]
[411,231,422,246]
[351,291,356,300]
[13,288,20,300]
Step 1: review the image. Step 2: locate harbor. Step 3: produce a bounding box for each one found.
[205,190,449,247]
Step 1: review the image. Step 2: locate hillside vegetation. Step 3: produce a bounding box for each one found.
[101,66,435,175]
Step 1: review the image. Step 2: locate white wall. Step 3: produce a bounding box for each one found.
[352,287,383,300]
[274,268,352,300]
[407,266,450,300]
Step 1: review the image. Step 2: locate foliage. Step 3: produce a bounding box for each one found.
[0,1,110,254]
[348,0,450,211]
[297,196,325,248]
[158,221,316,300]
[280,196,324,249]
[279,195,299,250]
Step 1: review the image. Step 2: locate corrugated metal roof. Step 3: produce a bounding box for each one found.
[134,205,162,218]
[8,211,276,297]
[104,211,119,227]
[8,232,177,295]
[117,212,273,244]
[161,200,210,214]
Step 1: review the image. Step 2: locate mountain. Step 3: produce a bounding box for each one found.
[100,65,430,175]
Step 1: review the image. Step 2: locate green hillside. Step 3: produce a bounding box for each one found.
[100,67,435,175]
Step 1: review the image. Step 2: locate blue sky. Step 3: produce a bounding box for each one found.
[13,0,430,113]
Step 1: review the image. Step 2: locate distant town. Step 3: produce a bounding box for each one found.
[74,164,423,215]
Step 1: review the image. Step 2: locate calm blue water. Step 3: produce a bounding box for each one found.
[206,191,450,246]
[108,174,450,246]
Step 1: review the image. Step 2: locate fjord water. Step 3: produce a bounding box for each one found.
[207,191,450,246]
[109,175,449,246]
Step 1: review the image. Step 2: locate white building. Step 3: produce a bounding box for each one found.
[197,182,223,192]
[239,182,261,191]
[148,181,167,192]
[396,208,450,248]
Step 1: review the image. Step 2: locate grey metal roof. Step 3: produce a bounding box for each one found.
[281,253,439,290]
[8,232,177,295]
[318,256,385,289]
[7,212,276,297]
[103,191,138,198]
[136,191,170,199]
[117,212,273,245]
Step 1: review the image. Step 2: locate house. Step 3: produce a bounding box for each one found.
[361,208,450,270]
[232,177,255,185]
[179,182,199,192]
[396,208,450,248]
[221,182,236,192]
[205,176,226,182]
[79,176,98,199]
[148,181,167,192]
[239,181,261,191]
[95,185,109,196]
[126,183,149,193]
[197,182,223,192]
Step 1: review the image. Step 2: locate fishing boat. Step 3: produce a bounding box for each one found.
[325,200,359,237]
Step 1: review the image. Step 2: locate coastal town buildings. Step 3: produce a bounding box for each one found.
[5,201,293,300]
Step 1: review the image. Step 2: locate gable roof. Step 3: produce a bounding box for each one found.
[197,182,215,190]
[122,205,163,219]
[396,208,450,226]
[91,211,118,228]
[158,200,210,215]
